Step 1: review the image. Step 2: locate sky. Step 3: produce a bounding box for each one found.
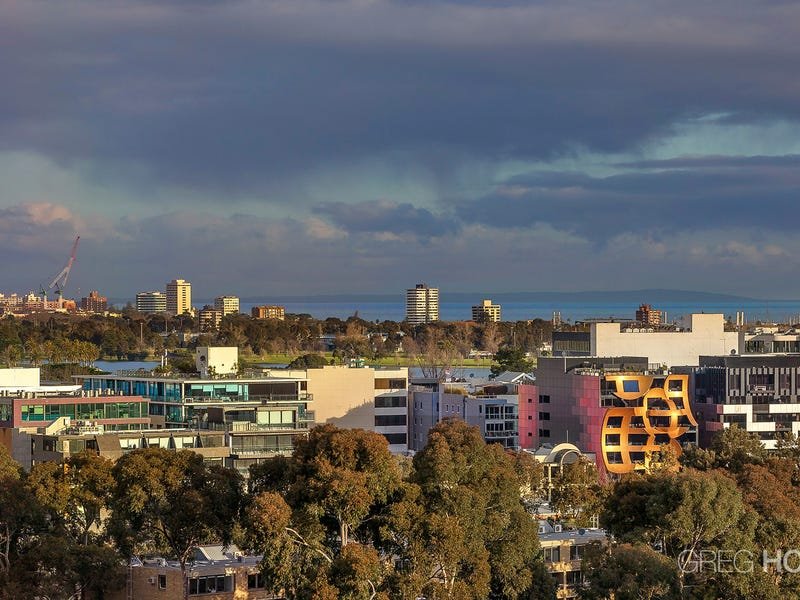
[1,0,800,300]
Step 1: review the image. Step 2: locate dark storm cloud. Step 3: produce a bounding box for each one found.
[2,1,800,297]
[316,200,458,237]
[1,0,800,197]
[464,160,800,240]
[615,155,800,169]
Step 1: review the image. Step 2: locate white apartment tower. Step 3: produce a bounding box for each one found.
[166,279,192,315]
[406,284,439,325]
[472,299,501,323]
[135,291,167,314]
[214,295,240,317]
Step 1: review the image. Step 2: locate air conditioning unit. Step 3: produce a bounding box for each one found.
[554,524,562,533]
[148,576,157,585]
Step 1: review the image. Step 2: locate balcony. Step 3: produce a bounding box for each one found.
[183,394,312,405]
[230,447,294,456]
[203,421,309,432]
[484,430,518,438]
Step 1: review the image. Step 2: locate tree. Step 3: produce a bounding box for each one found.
[244,427,402,599]
[288,353,330,369]
[490,347,534,378]
[407,326,464,382]
[479,322,503,354]
[383,419,545,600]
[109,448,244,599]
[580,542,681,600]
[27,453,115,545]
[710,425,767,471]
[0,446,37,577]
[602,469,760,596]
[242,491,330,599]
[288,426,402,549]
[550,457,603,527]
[734,460,800,597]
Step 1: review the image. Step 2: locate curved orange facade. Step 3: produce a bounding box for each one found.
[601,374,697,474]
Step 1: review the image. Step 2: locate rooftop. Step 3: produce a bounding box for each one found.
[134,545,263,572]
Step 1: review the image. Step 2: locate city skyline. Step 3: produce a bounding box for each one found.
[2,1,800,298]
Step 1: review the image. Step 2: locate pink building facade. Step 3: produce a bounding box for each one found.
[519,356,651,474]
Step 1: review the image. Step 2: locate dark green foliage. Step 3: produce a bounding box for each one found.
[1,312,562,365]
[383,419,546,600]
[109,448,244,570]
[490,347,535,377]
[580,542,681,600]
[287,353,330,368]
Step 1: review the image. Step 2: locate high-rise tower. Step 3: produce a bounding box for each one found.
[166,279,192,315]
[405,284,439,325]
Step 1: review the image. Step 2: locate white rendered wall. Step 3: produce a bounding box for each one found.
[0,367,40,388]
[590,314,739,367]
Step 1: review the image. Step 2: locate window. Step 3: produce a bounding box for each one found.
[566,570,582,585]
[620,380,639,393]
[538,412,550,421]
[375,396,407,408]
[528,415,533,420]
[188,575,233,595]
[158,574,167,590]
[383,433,407,444]
[544,547,560,562]
[668,379,684,391]
[248,573,264,589]
[570,545,583,560]
[375,378,406,390]
[538,395,550,403]
[538,429,550,438]
[375,415,407,427]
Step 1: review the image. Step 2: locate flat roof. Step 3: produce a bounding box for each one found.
[539,528,608,544]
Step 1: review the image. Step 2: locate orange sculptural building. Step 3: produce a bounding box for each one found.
[601,374,697,474]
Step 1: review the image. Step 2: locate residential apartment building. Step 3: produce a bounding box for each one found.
[166,278,192,315]
[77,351,313,474]
[471,298,501,323]
[519,357,698,474]
[251,305,285,320]
[408,379,518,451]
[23,428,230,471]
[0,367,156,469]
[135,291,167,314]
[80,290,108,313]
[199,305,223,332]
[108,546,276,600]
[277,365,410,453]
[742,327,800,354]
[679,354,800,450]
[214,295,240,316]
[635,303,662,326]
[539,522,607,599]
[405,283,439,325]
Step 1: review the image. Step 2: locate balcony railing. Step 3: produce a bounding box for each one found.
[183,394,312,405]
[231,447,295,456]
[484,430,518,438]
[200,421,310,432]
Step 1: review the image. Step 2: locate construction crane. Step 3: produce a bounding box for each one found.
[44,236,80,309]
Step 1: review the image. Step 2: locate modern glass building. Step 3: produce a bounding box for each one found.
[78,372,312,426]
[76,372,315,474]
